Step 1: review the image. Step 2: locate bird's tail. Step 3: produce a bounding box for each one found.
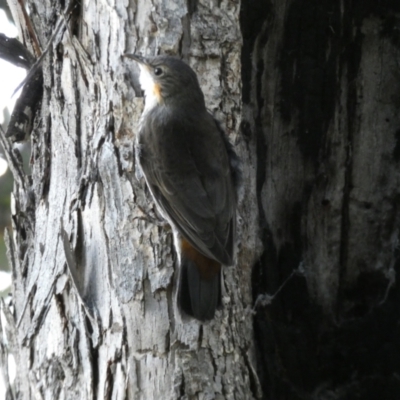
[178,239,221,321]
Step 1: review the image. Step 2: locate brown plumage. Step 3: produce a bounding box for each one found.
[125,54,236,321]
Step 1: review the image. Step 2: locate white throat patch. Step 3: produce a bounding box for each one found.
[138,64,161,115]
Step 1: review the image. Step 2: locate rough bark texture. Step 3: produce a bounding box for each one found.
[244,1,400,399]
[1,0,261,399]
[2,0,400,399]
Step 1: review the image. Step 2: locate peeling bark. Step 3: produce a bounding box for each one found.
[2,0,399,399]
[1,0,260,399]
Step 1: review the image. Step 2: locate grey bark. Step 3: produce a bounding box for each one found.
[1,0,261,399]
[3,1,400,400]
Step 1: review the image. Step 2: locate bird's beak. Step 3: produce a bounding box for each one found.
[123,54,148,66]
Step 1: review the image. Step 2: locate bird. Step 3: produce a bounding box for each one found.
[124,54,236,321]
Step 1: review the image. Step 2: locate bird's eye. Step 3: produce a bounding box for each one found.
[154,67,163,76]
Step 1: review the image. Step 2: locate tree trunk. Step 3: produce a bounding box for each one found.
[1,0,262,399]
[2,0,400,399]
[244,1,400,399]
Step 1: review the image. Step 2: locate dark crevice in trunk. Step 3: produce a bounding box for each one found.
[393,128,400,162]
[240,1,273,399]
[336,11,363,320]
[279,0,341,165]
[240,0,271,105]
[241,0,400,399]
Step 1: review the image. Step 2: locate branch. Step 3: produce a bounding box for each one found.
[2,1,78,141]
[0,33,34,69]
[16,0,42,56]
[10,0,78,97]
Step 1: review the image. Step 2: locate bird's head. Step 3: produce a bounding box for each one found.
[124,54,205,110]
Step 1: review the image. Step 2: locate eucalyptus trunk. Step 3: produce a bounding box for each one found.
[1,0,260,399]
[245,1,400,399]
[2,1,400,400]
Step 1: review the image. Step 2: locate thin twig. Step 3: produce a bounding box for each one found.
[17,0,42,56]
[253,266,304,311]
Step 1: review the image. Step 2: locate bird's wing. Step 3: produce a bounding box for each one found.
[139,111,235,265]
